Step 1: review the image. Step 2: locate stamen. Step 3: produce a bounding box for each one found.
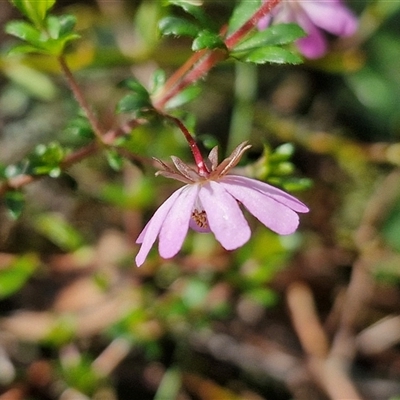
[191,208,208,228]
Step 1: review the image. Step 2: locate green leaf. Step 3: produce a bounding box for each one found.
[270,143,295,161]
[164,84,201,109]
[119,78,149,97]
[154,368,182,400]
[33,213,85,252]
[11,0,56,27]
[65,116,95,139]
[166,0,214,29]
[2,63,57,100]
[5,20,42,46]
[228,0,261,35]
[116,93,152,114]
[5,190,25,220]
[57,14,77,38]
[28,142,64,177]
[245,287,278,308]
[234,23,306,51]
[238,46,303,65]
[6,16,80,56]
[159,16,199,37]
[0,254,39,299]
[278,177,313,192]
[149,69,166,93]
[105,149,124,171]
[192,30,225,51]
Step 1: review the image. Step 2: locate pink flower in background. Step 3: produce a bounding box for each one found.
[259,0,358,58]
[135,142,308,266]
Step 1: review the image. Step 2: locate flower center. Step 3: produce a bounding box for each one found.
[191,208,208,229]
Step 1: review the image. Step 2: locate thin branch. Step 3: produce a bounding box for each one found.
[58,56,105,141]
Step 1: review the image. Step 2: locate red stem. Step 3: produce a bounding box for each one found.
[153,0,281,111]
[166,115,209,176]
[0,1,283,196]
[225,0,281,49]
[58,56,105,141]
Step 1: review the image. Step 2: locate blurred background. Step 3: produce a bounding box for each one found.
[1,0,400,399]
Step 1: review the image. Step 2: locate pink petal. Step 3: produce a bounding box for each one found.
[222,175,309,213]
[301,1,357,37]
[198,181,251,250]
[290,6,328,58]
[135,186,187,267]
[257,14,272,31]
[158,184,199,259]
[297,21,328,58]
[219,179,300,235]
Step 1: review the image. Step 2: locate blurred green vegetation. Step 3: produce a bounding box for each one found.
[1,1,400,399]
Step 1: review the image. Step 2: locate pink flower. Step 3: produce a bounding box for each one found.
[259,0,358,58]
[135,142,308,266]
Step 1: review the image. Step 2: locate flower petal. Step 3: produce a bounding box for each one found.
[198,181,251,250]
[135,186,187,267]
[222,175,309,213]
[301,1,357,37]
[297,19,328,59]
[219,179,301,235]
[158,184,199,259]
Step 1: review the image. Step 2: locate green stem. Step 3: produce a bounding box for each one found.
[227,62,258,153]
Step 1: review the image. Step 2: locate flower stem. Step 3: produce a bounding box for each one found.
[153,0,281,111]
[58,56,105,141]
[225,0,282,49]
[227,62,257,153]
[166,115,209,176]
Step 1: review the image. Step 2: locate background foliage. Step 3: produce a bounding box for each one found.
[1,0,400,399]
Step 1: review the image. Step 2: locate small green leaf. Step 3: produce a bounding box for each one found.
[192,30,225,51]
[150,69,166,93]
[33,212,85,252]
[116,93,152,114]
[105,149,124,171]
[46,15,61,39]
[245,287,278,308]
[159,16,199,37]
[11,0,56,28]
[0,254,39,299]
[5,20,42,45]
[6,16,79,56]
[166,0,215,29]
[28,142,64,176]
[65,116,94,139]
[154,368,182,400]
[234,23,306,52]
[2,63,57,100]
[5,190,25,220]
[239,46,303,65]
[165,84,201,109]
[228,0,261,35]
[271,143,295,161]
[57,14,77,37]
[7,43,44,55]
[119,78,149,97]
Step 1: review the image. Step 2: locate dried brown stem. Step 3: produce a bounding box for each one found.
[287,282,363,400]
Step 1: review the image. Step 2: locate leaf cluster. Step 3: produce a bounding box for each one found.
[6,0,80,56]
